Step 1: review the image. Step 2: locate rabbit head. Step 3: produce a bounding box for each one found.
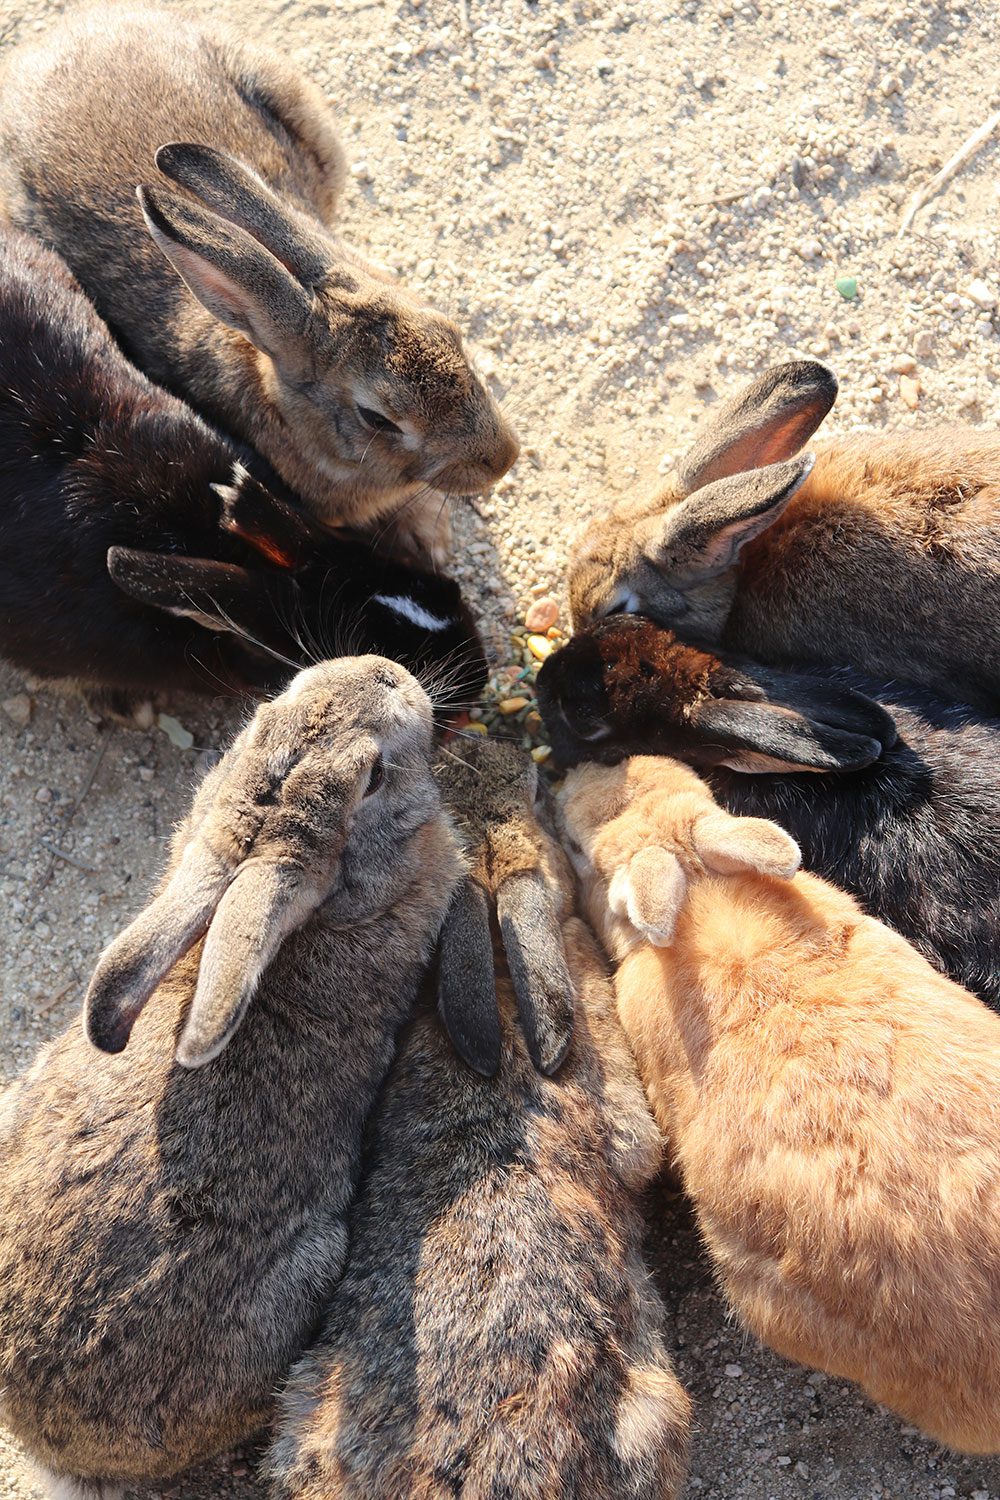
[559,756,800,959]
[537,615,896,772]
[84,655,440,1068]
[138,144,519,519]
[107,465,488,712]
[435,737,577,1078]
[568,361,837,633]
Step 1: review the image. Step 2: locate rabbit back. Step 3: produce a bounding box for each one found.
[269,918,689,1500]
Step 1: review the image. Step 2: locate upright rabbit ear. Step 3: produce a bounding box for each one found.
[637,455,813,587]
[137,184,313,366]
[84,844,230,1055]
[175,858,319,1069]
[155,143,330,286]
[107,547,272,635]
[692,810,801,879]
[608,846,688,948]
[676,360,838,495]
[437,878,502,1078]
[496,870,575,1075]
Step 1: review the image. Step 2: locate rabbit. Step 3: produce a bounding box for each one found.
[559,753,1000,1455]
[0,654,472,1498]
[568,359,1000,709]
[266,738,691,1500]
[0,6,519,555]
[537,612,1000,1010]
[0,228,486,720]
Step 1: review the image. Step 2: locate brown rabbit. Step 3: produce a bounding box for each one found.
[0,656,467,1499]
[266,740,691,1500]
[0,6,518,551]
[560,754,1000,1455]
[568,360,1000,709]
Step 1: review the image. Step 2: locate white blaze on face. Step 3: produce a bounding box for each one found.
[372,594,451,633]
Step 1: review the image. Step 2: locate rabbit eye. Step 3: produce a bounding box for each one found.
[356,404,402,436]
[364,754,385,797]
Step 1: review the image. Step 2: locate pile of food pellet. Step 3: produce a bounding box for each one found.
[467,597,564,766]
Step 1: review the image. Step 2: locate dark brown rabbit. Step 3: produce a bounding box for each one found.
[266,740,691,1500]
[569,360,1000,709]
[0,6,518,554]
[0,657,466,1499]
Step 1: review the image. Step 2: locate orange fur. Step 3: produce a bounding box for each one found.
[561,755,1000,1454]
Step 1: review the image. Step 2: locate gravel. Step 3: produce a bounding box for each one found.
[2,0,1000,1494]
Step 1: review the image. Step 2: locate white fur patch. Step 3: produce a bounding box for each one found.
[372,594,450,632]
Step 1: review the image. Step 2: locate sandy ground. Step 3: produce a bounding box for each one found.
[1,0,1000,1495]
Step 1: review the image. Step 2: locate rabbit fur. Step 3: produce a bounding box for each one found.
[0,6,518,545]
[537,613,1000,1010]
[0,227,485,717]
[560,754,1000,1455]
[0,657,465,1493]
[266,739,690,1500]
[568,360,1000,709]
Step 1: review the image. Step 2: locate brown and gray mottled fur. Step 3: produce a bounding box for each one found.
[569,360,1000,709]
[0,657,464,1496]
[0,7,517,547]
[266,740,690,1500]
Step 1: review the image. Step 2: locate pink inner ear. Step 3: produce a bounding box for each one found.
[695,401,828,489]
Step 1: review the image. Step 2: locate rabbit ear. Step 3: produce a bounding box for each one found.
[107,547,273,634]
[214,468,328,570]
[692,809,801,879]
[677,360,838,496]
[155,143,329,285]
[137,185,312,366]
[437,878,502,1078]
[637,455,813,587]
[496,870,575,1075]
[84,844,230,1055]
[690,698,887,774]
[176,858,319,1069]
[608,846,688,947]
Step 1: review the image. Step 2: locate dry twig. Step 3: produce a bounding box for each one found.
[899,110,1000,235]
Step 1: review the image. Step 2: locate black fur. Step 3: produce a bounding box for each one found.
[0,229,485,711]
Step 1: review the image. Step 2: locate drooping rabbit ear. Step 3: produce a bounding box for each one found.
[155,143,329,286]
[676,360,838,496]
[84,844,230,1055]
[692,809,801,880]
[176,858,319,1069]
[107,547,271,634]
[437,878,502,1078]
[137,184,313,365]
[496,870,575,1075]
[636,454,813,588]
[213,467,329,570]
[608,846,688,948]
[689,697,888,774]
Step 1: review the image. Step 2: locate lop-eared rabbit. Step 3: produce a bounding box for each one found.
[560,754,1000,1455]
[0,229,485,718]
[569,361,999,709]
[0,6,518,552]
[0,656,469,1497]
[537,613,1000,1009]
[267,739,690,1500]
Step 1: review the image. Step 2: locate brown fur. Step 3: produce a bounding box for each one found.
[0,658,464,1493]
[569,362,1000,708]
[0,7,517,543]
[561,755,1000,1454]
[267,740,691,1499]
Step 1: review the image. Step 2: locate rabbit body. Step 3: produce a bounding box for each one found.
[0,7,517,532]
[538,615,1000,1009]
[0,228,485,710]
[0,659,463,1489]
[561,756,1000,1454]
[269,741,689,1500]
[569,362,1000,709]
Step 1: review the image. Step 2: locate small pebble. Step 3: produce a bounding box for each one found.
[35,786,52,803]
[1,693,33,728]
[530,744,552,764]
[835,275,858,300]
[524,597,559,631]
[899,374,921,409]
[967,278,997,310]
[497,696,529,715]
[527,634,554,660]
[464,720,488,736]
[891,353,917,374]
[724,1363,743,1378]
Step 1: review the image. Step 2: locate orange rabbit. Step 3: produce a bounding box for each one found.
[560,754,1000,1454]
